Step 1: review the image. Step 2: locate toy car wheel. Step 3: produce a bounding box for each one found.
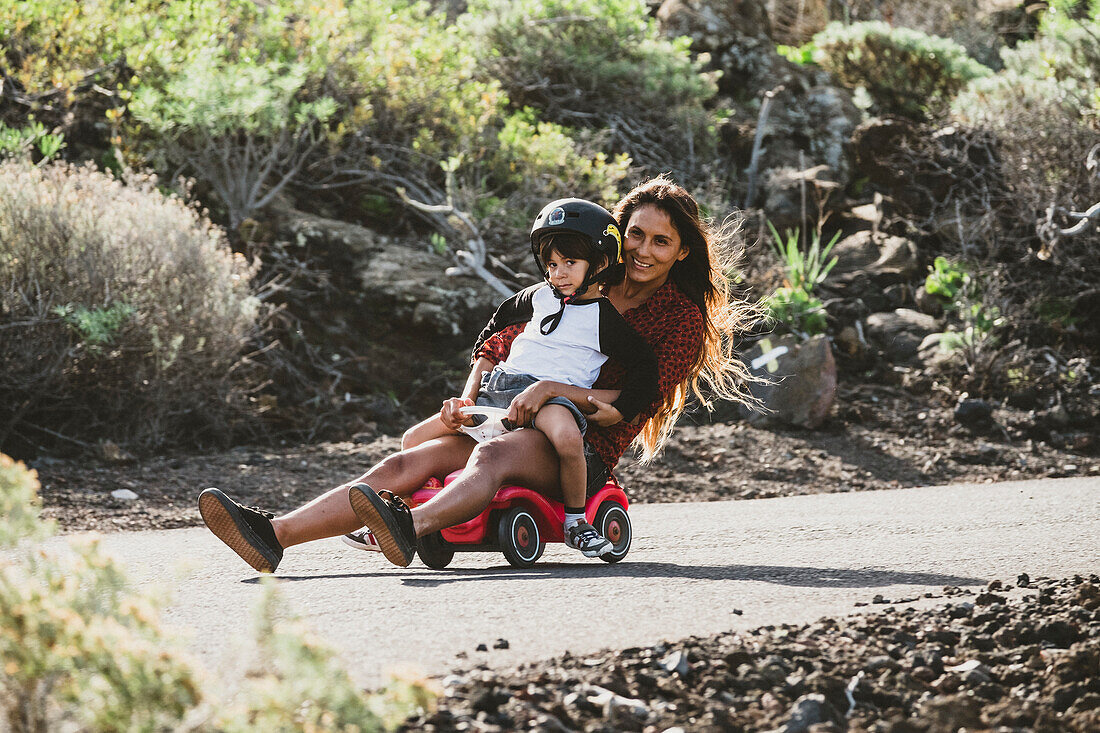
[498,506,544,568]
[417,531,455,570]
[594,501,631,563]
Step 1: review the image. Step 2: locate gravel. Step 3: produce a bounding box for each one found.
[402,575,1100,732]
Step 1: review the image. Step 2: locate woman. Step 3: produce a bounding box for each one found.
[198,175,759,572]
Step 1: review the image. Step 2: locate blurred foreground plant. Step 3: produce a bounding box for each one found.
[0,454,432,732]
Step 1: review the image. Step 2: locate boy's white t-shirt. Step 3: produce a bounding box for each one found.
[498,285,608,387]
[475,283,658,423]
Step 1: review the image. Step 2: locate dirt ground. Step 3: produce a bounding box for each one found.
[33,384,1099,533]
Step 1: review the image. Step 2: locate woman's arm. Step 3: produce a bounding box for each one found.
[506,380,622,427]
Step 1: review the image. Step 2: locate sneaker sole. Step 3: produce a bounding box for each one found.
[198,488,279,573]
[347,485,414,567]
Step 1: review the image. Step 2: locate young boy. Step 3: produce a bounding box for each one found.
[346,198,658,557]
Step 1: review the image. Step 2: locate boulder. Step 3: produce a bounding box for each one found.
[761,164,843,232]
[864,309,940,363]
[736,334,837,428]
[830,230,880,275]
[279,209,388,258]
[358,247,498,340]
[830,231,920,280]
[657,0,861,216]
[275,208,499,342]
[656,0,772,49]
[871,235,920,279]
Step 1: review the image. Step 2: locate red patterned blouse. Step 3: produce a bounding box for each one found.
[474,280,704,470]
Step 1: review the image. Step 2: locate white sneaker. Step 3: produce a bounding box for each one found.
[341,527,382,552]
[564,521,613,557]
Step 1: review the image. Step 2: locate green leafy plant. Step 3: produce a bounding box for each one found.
[0,120,65,161]
[776,42,817,66]
[494,108,631,206]
[767,223,840,293]
[429,232,449,255]
[53,302,136,346]
[924,256,1003,357]
[924,255,967,303]
[130,52,336,230]
[811,21,991,120]
[766,286,829,337]
[764,224,839,338]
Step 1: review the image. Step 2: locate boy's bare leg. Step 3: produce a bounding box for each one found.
[534,405,612,557]
[533,405,587,510]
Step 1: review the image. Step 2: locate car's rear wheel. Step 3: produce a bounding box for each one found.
[417,531,455,569]
[594,501,631,563]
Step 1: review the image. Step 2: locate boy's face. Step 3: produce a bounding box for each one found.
[545,248,590,296]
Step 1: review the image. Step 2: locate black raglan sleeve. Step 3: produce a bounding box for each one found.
[470,283,541,363]
[596,300,659,422]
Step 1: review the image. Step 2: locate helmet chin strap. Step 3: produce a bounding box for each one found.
[539,263,623,335]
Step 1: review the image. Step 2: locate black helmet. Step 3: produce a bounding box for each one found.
[529,198,622,276]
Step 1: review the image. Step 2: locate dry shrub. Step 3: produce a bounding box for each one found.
[0,159,265,456]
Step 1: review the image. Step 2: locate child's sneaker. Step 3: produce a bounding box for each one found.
[564,521,612,558]
[341,527,382,552]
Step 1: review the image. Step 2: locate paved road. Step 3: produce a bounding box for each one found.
[85,477,1098,688]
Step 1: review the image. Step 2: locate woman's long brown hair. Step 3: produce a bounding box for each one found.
[613,175,762,461]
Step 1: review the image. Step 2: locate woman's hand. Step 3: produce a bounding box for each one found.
[508,381,555,427]
[586,396,624,427]
[440,397,475,430]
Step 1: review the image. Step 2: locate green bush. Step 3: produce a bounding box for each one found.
[0,159,264,455]
[493,108,631,210]
[462,0,718,176]
[811,21,991,120]
[215,583,429,732]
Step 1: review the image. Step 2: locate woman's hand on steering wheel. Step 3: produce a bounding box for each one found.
[586,396,624,427]
[507,381,554,427]
[440,397,475,430]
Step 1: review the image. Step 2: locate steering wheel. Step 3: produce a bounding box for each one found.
[457,406,517,443]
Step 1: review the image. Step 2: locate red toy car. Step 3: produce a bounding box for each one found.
[406,407,632,569]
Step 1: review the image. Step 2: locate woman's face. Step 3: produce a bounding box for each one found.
[622,204,687,287]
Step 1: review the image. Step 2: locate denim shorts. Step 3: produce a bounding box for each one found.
[477,367,588,435]
[478,367,609,496]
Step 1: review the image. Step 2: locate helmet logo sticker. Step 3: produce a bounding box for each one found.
[604,223,622,260]
[547,207,566,226]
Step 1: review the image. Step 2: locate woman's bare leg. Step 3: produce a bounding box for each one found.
[273,435,475,548]
[411,428,562,537]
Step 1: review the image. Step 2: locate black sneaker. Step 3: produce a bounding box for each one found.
[198,487,283,573]
[347,484,417,568]
[564,521,613,558]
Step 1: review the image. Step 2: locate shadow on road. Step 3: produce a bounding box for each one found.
[250,562,984,589]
